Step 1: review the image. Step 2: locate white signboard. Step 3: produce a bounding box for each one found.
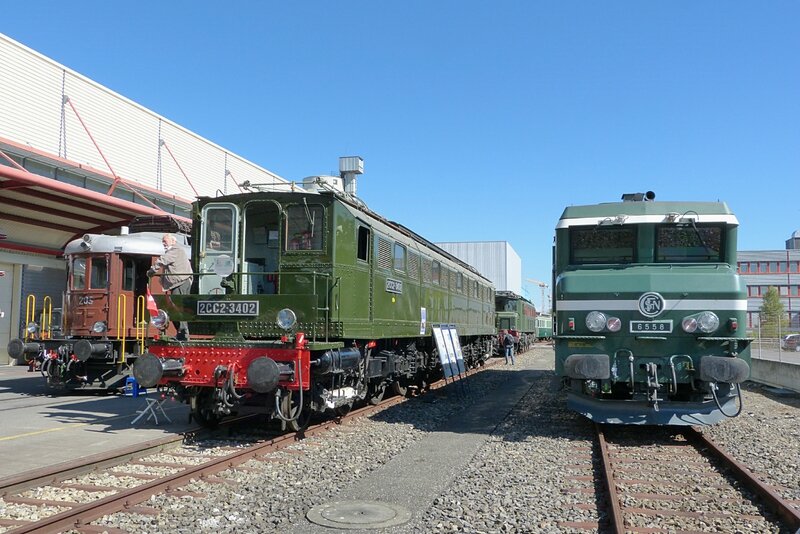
[446,326,466,374]
[432,325,458,378]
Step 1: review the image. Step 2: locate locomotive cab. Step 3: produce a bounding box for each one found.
[553,194,751,425]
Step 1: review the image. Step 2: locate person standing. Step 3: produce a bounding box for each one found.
[503,331,515,365]
[148,233,193,340]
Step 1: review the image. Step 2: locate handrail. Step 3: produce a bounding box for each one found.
[23,295,35,342]
[41,296,53,340]
[116,294,127,363]
[135,295,147,354]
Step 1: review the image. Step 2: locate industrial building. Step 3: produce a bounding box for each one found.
[0,33,287,364]
[737,233,800,331]
[435,241,523,296]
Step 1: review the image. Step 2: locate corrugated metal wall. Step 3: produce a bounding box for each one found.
[0,33,286,199]
[21,266,65,312]
[436,241,522,294]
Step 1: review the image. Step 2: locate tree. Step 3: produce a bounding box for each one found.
[759,286,788,339]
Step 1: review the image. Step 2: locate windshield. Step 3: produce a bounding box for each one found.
[656,224,723,262]
[285,205,324,251]
[570,227,636,264]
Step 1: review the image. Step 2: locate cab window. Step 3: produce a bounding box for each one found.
[72,258,86,289]
[90,258,108,289]
[286,205,324,251]
[570,227,636,264]
[205,207,235,252]
[655,225,723,262]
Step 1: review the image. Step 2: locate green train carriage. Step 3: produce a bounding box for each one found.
[135,177,495,426]
[495,291,537,351]
[553,192,751,426]
[534,315,552,341]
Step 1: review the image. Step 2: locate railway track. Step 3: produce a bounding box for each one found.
[0,360,498,534]
[594,423,800,533]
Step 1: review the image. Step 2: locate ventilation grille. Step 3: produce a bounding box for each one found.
[377,238,392,270]
[408,253,419,280]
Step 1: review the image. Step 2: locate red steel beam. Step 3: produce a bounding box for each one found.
[0,212,85,234]
[0,164,190,222]
[0,241,63,256]
[0,197,108,226]
[2,186,141,220]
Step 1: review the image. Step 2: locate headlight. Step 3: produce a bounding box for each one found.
[682,317,698,333]
[585,311,607,332]
[26,322,40,334]
[150,310,170,329]
[697,311,719,333]
[606,316,622,332]
[92,321,107,333]
[682,311,719,334]
[277,308,297,331]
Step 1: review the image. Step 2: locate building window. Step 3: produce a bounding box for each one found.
[780,285,789,296]
[759,262,768,273]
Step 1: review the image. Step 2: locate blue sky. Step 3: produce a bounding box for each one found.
[3,1,799,311]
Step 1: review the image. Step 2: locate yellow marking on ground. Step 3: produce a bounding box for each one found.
[0,422,91,441]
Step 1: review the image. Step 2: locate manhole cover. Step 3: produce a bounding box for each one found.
[306,500,411,529]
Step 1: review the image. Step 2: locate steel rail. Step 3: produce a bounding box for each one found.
[0,413,255,498]
[8,357,501,533]
[683,427,800,531]
[594,423,625,534]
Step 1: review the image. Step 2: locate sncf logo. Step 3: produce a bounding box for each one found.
[638,292,664,318]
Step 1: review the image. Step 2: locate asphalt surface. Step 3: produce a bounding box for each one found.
[0,365,193,480]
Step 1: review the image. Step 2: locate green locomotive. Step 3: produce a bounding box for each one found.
[134,174,495,427]
[495,291,537,351]
[534,315,553,341]
[553,192,751,425]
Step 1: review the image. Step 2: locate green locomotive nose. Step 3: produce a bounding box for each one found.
[553,194,751,426]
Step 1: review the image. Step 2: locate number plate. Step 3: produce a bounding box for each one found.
[197,301,260,316]
[630,320,673,333]
[386,278,403,294]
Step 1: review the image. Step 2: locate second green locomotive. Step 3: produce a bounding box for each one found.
[135,175,495,427]
[553,192,751,425]
[495,291,537,352]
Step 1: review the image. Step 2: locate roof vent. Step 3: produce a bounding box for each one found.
[339,156,364,196]
[302,175,345,194]
[621,191,655,202]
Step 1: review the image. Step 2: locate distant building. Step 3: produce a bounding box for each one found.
[787,230,800,251]
[738,232,800,331]
[436,241,522,295]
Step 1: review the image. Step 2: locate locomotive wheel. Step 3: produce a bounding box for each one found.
[192,391,221,428]
[391,380,408,397]
[281,391,310,432]
[368,381,386,405]
[416,374,430,394]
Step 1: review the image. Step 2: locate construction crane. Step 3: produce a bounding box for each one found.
[525,278,550,314]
